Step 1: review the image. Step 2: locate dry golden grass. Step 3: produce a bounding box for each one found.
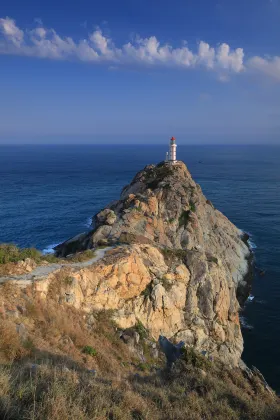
[0,288,279,419]
[0,355,279,420]
[0,319,27,362]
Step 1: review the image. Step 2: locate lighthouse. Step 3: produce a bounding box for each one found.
[168,136,177,163]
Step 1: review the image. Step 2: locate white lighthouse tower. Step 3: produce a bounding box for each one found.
[169,136,177,163]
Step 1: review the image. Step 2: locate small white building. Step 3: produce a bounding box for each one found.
[165,136,177,163]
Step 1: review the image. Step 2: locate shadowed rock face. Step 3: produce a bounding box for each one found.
[50,161,253,366]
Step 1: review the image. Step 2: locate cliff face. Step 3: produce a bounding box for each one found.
[49,161,251,366]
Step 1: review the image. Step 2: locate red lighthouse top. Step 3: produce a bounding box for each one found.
[170,136,176,141]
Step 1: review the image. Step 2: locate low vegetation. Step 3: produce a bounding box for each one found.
[0,244,96,276]
[0,244,44,264]
[189,200,196,212]
[0,332,279,419]
[82,345,97,357]
[179,210,191,227]
[67,249,95,263]
[135,321,148,340]
[0,279,279,419]
[160,247,187,264]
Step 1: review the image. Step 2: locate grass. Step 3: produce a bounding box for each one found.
[0,244,96,267]
[67,249,95,263]
[47,269,73,301]
[82,346,97,357]
[181,346,212,371]
[0,277,280,419]
[0,244,98,276]
[135,321,148,340]
[0,319,28,362]
[132,206,142,213]
[137,362,151,372]
[0,244,42,264]
[0,346,279,420]
[189,201,196,212]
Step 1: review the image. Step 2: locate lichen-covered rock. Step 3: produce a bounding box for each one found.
[95,209,117,226]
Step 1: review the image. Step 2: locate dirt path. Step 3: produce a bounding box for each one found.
[0,247,112,287]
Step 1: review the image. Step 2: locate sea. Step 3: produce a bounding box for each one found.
[0,144,280,391]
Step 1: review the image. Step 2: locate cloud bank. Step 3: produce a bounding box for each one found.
[0,17,279,81]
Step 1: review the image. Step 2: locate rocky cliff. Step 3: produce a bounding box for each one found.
[44,161,251,366]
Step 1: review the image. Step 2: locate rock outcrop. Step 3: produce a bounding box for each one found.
[48,161,251,366]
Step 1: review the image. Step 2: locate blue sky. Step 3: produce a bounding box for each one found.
[0,0,280,144]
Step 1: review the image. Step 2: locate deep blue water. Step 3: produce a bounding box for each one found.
[0,144,280,390]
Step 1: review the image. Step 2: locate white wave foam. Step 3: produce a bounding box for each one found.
[246,295,255,302]
[248,239,257,250]
[240,316,254,330]
[85,217,93,228]
[42,243,59,255]
[241,229,257,250]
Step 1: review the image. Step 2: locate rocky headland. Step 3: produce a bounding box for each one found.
[52,160,251,366]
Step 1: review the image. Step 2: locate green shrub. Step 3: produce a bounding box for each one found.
[43,254,60,263]
[82,345,97,357]
[179,210,190,227]
[135,321,148,340]
[133,206,142,213]
[137,362,151,372]
[189,201,196,212]
[0,244,42,264]
[181,346,212,370]
[68,250,95,263]
[0,243,62,266]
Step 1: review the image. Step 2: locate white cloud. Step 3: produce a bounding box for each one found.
[32,27,47,39]
[0,17,24,47]
[248,55,280,81]
[0,16,252,79]
[197,41,215,68]
[216,44,244,72]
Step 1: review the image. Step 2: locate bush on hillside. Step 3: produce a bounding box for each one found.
[0,244,42,264]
